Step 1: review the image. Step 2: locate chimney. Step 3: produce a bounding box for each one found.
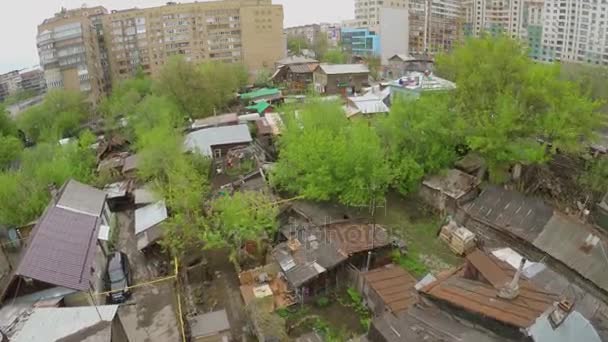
[497,257,525,300]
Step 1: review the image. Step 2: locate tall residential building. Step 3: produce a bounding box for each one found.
[541,0,608,65]
[102,0,284,83]
[521,0,545,60]
[0,68,47,102]
[284,24,321,44]
[463,0,524,38]
[37,6,108,103]
[409,0,463,55]
[354,0,409,33]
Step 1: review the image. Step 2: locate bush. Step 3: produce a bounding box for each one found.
[315,296,330,308]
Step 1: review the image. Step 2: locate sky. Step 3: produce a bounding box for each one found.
[0,0,354,74]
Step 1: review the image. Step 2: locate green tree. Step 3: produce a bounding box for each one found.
[0,135,23,169]
[154,57,248,119]
[322,49,348,64]
[580,158,608,195]
[381,94,461,194]
[271,100,390,206]
[287,35,309,55]
[0,104,18,137]
[17,90,90,142]
[366,55,382,80]
[99,74,153,133]
[436,35,601,180]
[206,191,278,261]
[312,34,329,60]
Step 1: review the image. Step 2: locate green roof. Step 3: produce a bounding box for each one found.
[245,101,271,114]
[240,88,280,100]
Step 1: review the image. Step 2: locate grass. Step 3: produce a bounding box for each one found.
[368,192,461,275]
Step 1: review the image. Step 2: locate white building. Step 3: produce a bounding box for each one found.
[353,0,409,33]
[541,0,608,65]
[380,8,410,64]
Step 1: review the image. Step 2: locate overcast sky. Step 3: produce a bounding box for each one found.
[0,0,354,74]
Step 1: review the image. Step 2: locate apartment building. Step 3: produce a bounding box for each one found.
[0,68,47,102]
[541,0,608,65]
[463,0,524,37]
[354,0,409,33]
[37,6,108,103]
[102,0,284,83]
[409,0,462,55]
[284,24,321,44]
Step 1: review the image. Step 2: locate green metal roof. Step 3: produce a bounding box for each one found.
[240,88,280,100]
[245,101,271,114]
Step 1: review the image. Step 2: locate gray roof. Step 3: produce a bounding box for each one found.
[11,306,118,342]
[528,310,601,342]
[422,168,480,199]
[191,113,239,130]
[316,64,370,75]
[372,306,508,342]
[277,55,319,65]
[122,154,138,173]
[135,201,168,235]
[56,179,107,217]
[388,54,416,62]
[134,186,159,206]
[464,186,553,241]
[189,310,231,338]
[533,213,608,293]
[16,206,100,291]
[184,124,252,157]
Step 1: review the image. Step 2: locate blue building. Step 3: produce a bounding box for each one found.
[340,28,381,57]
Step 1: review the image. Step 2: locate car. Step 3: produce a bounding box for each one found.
[106,251,132,303]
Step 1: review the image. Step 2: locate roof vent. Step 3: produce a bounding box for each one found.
[497,257,525,300]
[549,299,575,329]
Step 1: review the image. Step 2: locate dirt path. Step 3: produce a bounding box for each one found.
[115,211,181,342]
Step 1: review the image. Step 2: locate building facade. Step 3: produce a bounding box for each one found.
[541,0,608,65]
[353,0,409,33]
[380,8,410,63]
[36,1,285,102]
[0,68,47,102]
[37,6,108,103]
[102,0,284,83]
[0,71,22,101]
[341,28,381,56]
[409,0,462,55]
[284,24,321,44]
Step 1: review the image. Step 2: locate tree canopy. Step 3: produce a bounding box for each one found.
[322,49,348,64]
[17,90,90,143]
[287,35,310,55]
[154,56,248,119]
[435,35,601,180]
[271,100,390,206]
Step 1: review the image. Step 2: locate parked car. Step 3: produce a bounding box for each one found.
[106,251,132,303]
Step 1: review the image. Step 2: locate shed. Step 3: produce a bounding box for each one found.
[135,201,168,251]
[419,169,480,214]
[190,113,239,131]
[313,64,370,95]
[240,88,283,104]
[361,265,418,315]
[189,310,231,342]
[184,124,253,158]
[345,93,389,118]
[245,101,272,115]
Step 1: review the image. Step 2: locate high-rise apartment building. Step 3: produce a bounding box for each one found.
[102,0,284,83]
[463,0,525,38]
[409,0,462,55]
[0,68,47,102]
[37,6,108,103]
[354,0,409,33]
[541,0,608,65]
[36,0,285,102]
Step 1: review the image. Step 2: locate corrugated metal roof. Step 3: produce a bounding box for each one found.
[421,249,559,329]
[191,113,239,130]
[288,63,318,74]
[12,305,118,342]
[276,56,319,65]
[326,222,390,255]
[240,88,281,101]
[56,179,107,217]
[464,186,553,242]
[135,201,168,235]
[346,94,389,116]
[363,265,418,313]
[533,213,608,293]
[184,124,252,157]
[134,186,159,206]
[317,64,370,75]
[17,206,100,291]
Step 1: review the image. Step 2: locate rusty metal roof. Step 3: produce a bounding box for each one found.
[363,265,418,313]
[16,206,100,291]
[326,222,390,255]
[421,249,559,329]
[288,63,318,74]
